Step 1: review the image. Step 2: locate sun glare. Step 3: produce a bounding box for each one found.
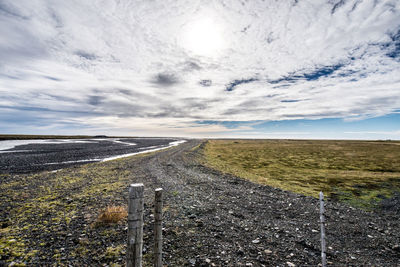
[179,18,224,57]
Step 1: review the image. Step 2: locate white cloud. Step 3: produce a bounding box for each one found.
[0,0,399,136]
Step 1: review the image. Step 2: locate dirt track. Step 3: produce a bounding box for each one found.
[1,140,399,266]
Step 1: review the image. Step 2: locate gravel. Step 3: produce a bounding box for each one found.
[1,140,399,266]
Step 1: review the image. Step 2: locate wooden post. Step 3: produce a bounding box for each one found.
[127,183,144,267]
[320,191,327,267]
[154,188,163,267]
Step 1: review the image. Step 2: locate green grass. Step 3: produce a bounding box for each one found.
[203,139,400,209]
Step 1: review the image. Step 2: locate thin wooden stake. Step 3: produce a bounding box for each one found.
[127,183,144,267]
[154,188,163,267]
[320,191,327,267]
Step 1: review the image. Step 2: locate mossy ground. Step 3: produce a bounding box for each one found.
[203,139,400,209]
[0,152,157,266]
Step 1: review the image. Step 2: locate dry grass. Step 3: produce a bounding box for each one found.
[203,139,400,208]
[95,205,127,224]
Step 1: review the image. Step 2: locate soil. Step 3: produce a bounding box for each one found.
[0,138,176,174]
[1,140,399,266]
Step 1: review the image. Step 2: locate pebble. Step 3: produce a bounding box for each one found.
[264,249,272,254]
[252,239,260,244]
[245,263,253,266]
[286,262,295,267]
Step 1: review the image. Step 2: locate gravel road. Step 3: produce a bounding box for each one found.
[1,140,399,266]
[144,140,400,266]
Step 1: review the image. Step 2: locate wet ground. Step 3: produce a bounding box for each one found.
[0,138,182,173]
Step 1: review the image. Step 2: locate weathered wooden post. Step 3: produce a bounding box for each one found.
[154,188,163,267]
[319,191,327,267]
[127,183,144,267]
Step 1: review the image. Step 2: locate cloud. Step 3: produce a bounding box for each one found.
[87,95,104,106]
[225,78,258,92]
[151,73,180,87]
[0,0,399,137]
[269,63,345,84]
[386,29,400,59]
[75,50,97,60]
[199,79,212,87]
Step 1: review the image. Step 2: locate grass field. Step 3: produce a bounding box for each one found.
[203,139,400,208]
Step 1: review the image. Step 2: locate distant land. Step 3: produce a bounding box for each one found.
[0,134,118,140]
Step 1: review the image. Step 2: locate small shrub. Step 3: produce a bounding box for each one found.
[96,205,127,225]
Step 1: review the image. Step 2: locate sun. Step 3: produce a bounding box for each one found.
[179,17,224,57]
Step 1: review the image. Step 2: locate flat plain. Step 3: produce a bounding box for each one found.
[0,138,177,173]
[203,139,400,208]
[1,139,399,266]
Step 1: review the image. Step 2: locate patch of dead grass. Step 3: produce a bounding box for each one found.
[95,205,127,225]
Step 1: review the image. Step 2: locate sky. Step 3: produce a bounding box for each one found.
[0,0,399,139]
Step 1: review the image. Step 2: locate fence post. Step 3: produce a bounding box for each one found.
[127,183,144,267]
[154,188,163,267]
[320,191,327,267]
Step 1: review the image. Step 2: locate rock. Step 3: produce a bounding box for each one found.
[252,239,260,244]
[245,263,253,266]
[264,249,272,254]
[189,258,196,265]
[205,258,211,263]
[286,261,295,266]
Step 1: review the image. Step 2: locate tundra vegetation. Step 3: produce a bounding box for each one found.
[1,139,399,266]
[0,151,157,266]
[203,139,400,209]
